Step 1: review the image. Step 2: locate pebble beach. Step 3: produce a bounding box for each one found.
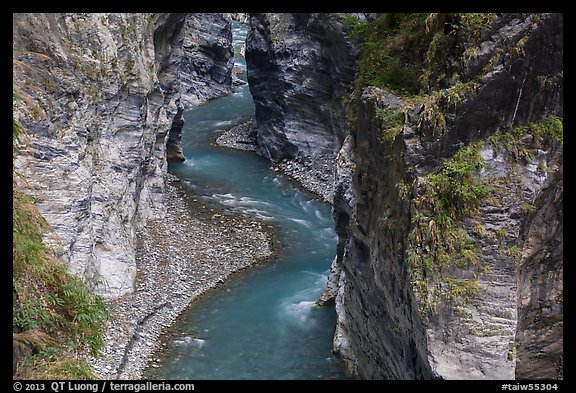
[89,118,335,379]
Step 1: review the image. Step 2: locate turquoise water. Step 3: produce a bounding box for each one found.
[151,21,347,380]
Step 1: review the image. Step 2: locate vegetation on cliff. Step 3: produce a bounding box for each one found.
[406,114,562,310]
[343,13,562,310]
[13,120,108,379]
[344,13,496,95]
[407,142,488,310]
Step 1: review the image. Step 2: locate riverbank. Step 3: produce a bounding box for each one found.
[90,116,336,379]
[88,174,275,379]
[216,118,335,204]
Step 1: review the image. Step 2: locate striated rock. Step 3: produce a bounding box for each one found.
[331,89,434,379]
[156,13,233,109]
[223,13,249,23]
[88,180,273,379]
[156,13,234,161]
[327,13,562,379]
[515,162,563,379]
[12,13,233,298]
[317,134,355,306]
[245,13,357,162]
[166,104,185,161]
[413,13,562,380]
[404,13,563,175]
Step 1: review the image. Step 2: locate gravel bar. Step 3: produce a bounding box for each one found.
[90,116,337,379]
[216,118,335,204]
[87,175,275,379]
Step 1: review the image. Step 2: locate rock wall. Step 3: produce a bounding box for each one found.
[155,13,234,160]
[12,13,233,298]
[240,12,564,380]
[515,162,563,379]
[325,13,563,379]
[245,12,563,379]
[245,13,357,162]
[330,89,435,379]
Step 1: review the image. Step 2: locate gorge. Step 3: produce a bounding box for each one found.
[13,12,562,380]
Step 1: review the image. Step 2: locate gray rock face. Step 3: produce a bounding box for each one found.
[317,134,355,307]
[156,13,233,161]
[12,13,233,298]
[330,90,434,379]
[223,13,249,23]
[245,13,357,162]
[327,13,563,379]
[156,13,233,109]
[423,143,558,380]
[515,162,563,379]
[166,105,185,161]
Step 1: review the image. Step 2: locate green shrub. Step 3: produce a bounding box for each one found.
[422,143,488,222]
[451,13,496,40]
[408,142,489,310]
[375,107,404,142]
[489,116,563,162]
[13,187,108,379]
[351,13,499,97]
[341,14,369,38]
[354,13,432,94]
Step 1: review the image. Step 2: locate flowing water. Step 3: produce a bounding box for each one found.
[149,21,347,380]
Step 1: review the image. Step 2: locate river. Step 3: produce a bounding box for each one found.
[146,21,347,380]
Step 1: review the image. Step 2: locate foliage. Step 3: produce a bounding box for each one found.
[353,13,435,94]
[444,277,480,302]
[351,13,496,96]
[519,203,536,214]
[345,13,498,146]
[406,80,479,136]
[523,116,563,145]
[13,186,108,378]
[13,118,22,137]
[406,117,561,311]
[507,341,522,362]
[407,142,489,310]
[503,245,524,266]
[16,350,99,380]
[13,118,24,152]
[341,14,369,39]
[420,30,455,91]
[450,13,497,41]
[422,143,488,222]
[408,90,446,135]
[375,107,404,142]
[346,13,558,314]
[488,116,563,162]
